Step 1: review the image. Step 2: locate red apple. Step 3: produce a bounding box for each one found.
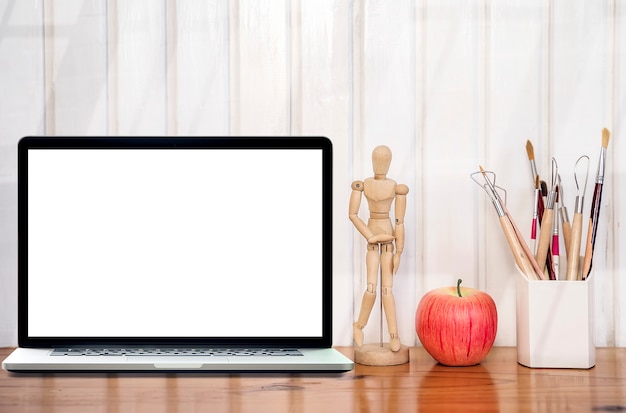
[415,279,497,366]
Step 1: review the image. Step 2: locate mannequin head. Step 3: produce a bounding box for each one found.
[372,145,392,177]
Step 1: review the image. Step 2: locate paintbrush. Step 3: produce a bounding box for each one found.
[536,180,555,279]
[566,156,590,281]
[535,159,558,278]
[526,140,539,186]
[531,178,539,254]
[581,128,611,279]
[525,139,556,279]
[551,187,560,280]
[537,181,548,217]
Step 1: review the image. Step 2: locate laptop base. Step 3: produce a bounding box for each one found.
[2,347,354,372]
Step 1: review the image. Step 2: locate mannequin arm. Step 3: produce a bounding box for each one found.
[393,184,409,273]
[349,180,375,241]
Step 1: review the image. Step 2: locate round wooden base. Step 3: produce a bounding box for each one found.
[354,343,410,366]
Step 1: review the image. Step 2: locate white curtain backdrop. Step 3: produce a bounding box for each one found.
[0,0,624,347]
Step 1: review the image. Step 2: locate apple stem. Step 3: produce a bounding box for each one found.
[457,279,463,297]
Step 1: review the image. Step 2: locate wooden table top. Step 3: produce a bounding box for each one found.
[1,346,625,412]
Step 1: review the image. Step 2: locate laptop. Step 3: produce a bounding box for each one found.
[2,136,353,372]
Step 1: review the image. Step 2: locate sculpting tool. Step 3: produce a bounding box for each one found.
[558,175,572,259]
[479,167,544,279]
[566,155,590,281]
[472,168,543,280]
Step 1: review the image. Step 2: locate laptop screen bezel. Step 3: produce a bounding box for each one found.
[17,136,333,349]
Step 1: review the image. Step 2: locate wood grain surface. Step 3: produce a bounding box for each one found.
[1,346,625,412]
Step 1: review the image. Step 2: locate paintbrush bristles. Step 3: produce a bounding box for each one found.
[526,140,535,161]
[602,128,610,149]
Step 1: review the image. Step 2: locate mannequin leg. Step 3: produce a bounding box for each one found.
[353,243,380,347]
[381,243,400,351]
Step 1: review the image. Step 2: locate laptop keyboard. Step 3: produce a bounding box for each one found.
[50,348,304,357]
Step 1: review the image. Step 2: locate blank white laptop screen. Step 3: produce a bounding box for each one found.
[25,143,324,340]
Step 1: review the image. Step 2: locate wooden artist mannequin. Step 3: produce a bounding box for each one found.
[350,145,408,356]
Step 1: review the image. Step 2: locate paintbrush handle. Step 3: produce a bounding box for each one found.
[499,215,536,279]
[581,220,593,279]
[582,182,603,278]
[502,204,545,279]
[566,212,583,281]
[561,219,572,258]
[514,219,546,279]
[535,208,554,275]
[537,191,545,222]
[536,193,556,279]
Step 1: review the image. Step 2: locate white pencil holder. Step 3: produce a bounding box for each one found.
[515,269,595,369]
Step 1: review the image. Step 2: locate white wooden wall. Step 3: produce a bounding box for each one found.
[0,0,624,348]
